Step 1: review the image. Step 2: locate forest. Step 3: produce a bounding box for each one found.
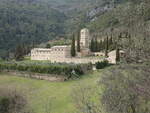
[0,0,150,113]
[0,0,130,58]
[0,0,66,58]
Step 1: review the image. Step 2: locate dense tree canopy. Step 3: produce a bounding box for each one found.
[0,0,66,57]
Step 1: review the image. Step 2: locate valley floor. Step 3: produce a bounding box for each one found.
[0,70,102,113]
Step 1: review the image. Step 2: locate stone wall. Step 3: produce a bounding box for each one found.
[49,57,104,64]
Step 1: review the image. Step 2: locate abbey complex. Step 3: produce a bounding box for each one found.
[31,28,101,63]
[31,28,120,64]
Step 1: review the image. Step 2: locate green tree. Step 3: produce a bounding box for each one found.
[100,64,150,113]
[116,44,120,63]
[102,38,107,51]
[97,41,100,52]
[0,88,30,113]
[105,36,109,57]
[46,44,51,48]
[92,38,98,52]
[109,35,113,45]
[77,31,81,52]
[71,34,76,57]
[0,1,66,59]
[90,38,94,52]
[99,40,103,51]
[95,38,98,52]
[14,44,24,61]
[109,35,115,50]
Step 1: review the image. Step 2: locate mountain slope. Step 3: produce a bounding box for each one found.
[0,0,149,60]
[0,0,66,58]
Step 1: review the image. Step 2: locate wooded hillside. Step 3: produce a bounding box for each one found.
[0,0,150,62]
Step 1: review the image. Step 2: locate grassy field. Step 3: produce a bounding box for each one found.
[0,70,102,113]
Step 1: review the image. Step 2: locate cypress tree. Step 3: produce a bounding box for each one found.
[116,34,121,63]
[90,38,94,52]
[46,43,51,48]
[99,40,103,51]
[116,45,120,63]
[95,38,98,52]
[77,31,80,52]
[71,34,76,57]
[14,44,24,61]
[105,36,109,57]
[93,39,96,52]
[97,41,100,52]
[109,35,113,45]
[119,33,122,39]
[109,35,114,50]
[102,38,106,51]
[26,45,31,55]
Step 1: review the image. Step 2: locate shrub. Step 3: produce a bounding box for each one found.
[95,60,109,69]
[0,88,29,113]
[0,61,92,78]
[71,83,102,113]
[72,64,150,113]
[99,64,150,113]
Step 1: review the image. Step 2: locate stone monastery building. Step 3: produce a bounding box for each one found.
[31,28,91,62]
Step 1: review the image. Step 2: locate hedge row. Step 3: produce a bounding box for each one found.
[95,60,110,69]
[0,61,92,77]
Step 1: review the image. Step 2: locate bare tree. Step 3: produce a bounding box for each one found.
[71,83,102,113]
[0,87,30,113]
[44,97,55,113]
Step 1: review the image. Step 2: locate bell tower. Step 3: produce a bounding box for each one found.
[80,28,90,48]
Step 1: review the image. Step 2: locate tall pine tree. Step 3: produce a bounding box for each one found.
[116,45,120,63]
[77,31,80,52]
[90,38,94,52]
[71,34,76,57]
[109,35,114,50]
[14,44,24,61]
[99,40,103,51]
[95,38,98,52]
[115,34,122,63]
[105,36,109,57]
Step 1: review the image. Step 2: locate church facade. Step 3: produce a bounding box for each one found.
[31,28,91,61]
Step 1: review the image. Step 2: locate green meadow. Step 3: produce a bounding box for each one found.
[0,70,102,113]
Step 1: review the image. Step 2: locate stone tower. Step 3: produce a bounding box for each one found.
[80,28,90,48]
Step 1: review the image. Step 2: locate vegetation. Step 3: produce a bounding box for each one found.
[0,61,92,78]
[100,64,150,113]
[95,60,110,69]
[0,0,66,58]
[70,63,150,113]
[72,83,101,113]
[44,38,71,48]
[46,44,51,48]
[0,88,30,113]
[0,0,150,113]
[90,37,115,53]
[115,46,120,63]
[0,70,101,113]
[88,0,150,63]
[71,34,76,57]
[105,36,109,57]
[0,0,132,59]
[77,31,81,52]
[14,44,25,61]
